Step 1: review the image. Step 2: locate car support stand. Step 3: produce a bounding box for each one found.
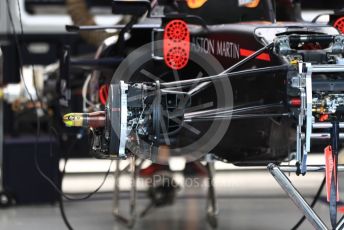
[268,162,344,230]
[268,163,328,229]
[113,156,141,228]
[205,154,218,229]
[268,121,344,229]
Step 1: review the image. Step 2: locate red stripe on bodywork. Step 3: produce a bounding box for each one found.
[240,48,271,61]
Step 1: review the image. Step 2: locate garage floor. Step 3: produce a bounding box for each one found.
[0,156,341,230]
[0,196,330,230]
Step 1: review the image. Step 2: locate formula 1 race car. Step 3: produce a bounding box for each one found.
[60,0,344,228]
[63,0,343,170]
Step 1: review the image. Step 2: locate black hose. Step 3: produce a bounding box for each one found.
[59,196,74,230]
[6,2,112,230]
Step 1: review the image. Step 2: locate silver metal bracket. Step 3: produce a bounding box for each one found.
[332,35,344,54]
[119,81,128,158]
[274,35,292,55]
[291,76,306,88]
[290,62,314,174]
[302,63,313,174]
[151,28,164,60]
